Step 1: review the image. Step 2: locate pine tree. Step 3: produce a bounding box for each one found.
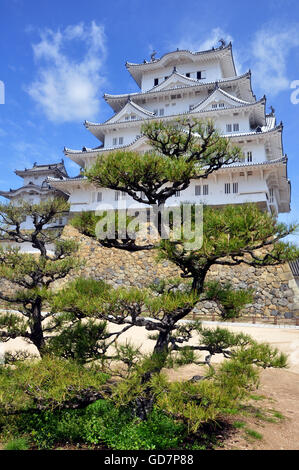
[68,118,299,418]
[0,199,80,355]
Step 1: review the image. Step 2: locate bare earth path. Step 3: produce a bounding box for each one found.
[1,321,299,450]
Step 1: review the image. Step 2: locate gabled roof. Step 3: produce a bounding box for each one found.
[0,182,66,200]
[191,86,251,112]
[65,122,283,171]
[100,99,155,125]
[126,43,236,88]
[103,71,255,112]
[149,70,202,92]
[15,160,68,179]
[64,136,149,167]
[85,97,267,142]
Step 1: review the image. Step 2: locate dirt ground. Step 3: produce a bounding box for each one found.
[1,321,299,451]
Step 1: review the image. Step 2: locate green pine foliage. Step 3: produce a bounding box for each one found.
[0,200,81,354]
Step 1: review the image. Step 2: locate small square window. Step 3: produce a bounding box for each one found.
[197,71,202,79]
[118,137,124,145]
[159,108,164,116]
[97,192,102,202]
[154,78,159,86]
[247,151,253,162]
[175,190,181,197]
[186,73,190,78]
[202,184,209,196]
[233,123,239,132]
[226,124,232,133]
[112,137,117,145]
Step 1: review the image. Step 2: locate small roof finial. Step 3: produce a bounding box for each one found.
[270,105,275,115]
[218,38,226,48]
[173,66,177,73]
[150,50,157,62]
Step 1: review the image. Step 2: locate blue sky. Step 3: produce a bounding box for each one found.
[0,0,298,242]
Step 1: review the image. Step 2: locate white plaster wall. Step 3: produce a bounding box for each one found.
[102,114,254,152]
[141,61,223,92]
[104,127,141,149]
[69,170,271,213]
[22,175,47,186]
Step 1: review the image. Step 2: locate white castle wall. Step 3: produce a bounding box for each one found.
[141,61,223,92]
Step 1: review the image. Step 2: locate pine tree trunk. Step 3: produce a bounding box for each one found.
[134,328,170,420]
[30,296,46,356]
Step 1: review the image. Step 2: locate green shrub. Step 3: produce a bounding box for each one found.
[83,400,186,450]
[16,409,87,449]
[10,400,186,450]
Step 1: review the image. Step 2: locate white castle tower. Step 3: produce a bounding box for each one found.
[50,41,291,215]
[0,160,69,229]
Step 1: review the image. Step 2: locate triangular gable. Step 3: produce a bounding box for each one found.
[105,101,154,124]
[191,87,251,112]
[150,72,199,92]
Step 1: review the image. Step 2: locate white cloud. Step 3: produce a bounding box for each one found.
[27,21,107,123]
[250,25,299,95]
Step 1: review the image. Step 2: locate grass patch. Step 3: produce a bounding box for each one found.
[245,428,263,440]
[249,394,266,401]
[269,410,285,420]
[233,420,246,429]
[4,437,29,450]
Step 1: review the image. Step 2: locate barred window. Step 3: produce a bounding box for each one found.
[202,184,209,196]
[225,183,231,194]
[233,183,238,194]
[195,185,201,196]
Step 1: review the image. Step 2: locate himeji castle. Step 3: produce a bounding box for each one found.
[48,41,290,216]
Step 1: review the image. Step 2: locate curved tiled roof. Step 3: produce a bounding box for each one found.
[104,71,254,104]
[65,124,282,159]
[126,43,233,67]
[125,44,236,88]
[85,97,266,142]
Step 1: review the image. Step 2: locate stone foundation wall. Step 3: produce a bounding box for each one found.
[61,226,299,319]
[1,225,299,319]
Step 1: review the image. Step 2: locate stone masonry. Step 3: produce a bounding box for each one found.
[1,225,298,319]
[60,225,299,319]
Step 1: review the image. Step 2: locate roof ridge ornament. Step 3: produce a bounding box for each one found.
[173,66,177,73]
[150,51,157,62]
[218,38,226,48]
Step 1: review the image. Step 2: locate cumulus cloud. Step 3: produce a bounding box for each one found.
[250,25,299,95]
[27,22,107,123]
